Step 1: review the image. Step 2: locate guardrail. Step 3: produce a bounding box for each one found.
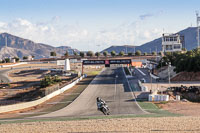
[0,74,86,114]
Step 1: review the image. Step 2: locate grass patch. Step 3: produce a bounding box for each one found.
[124,67,131,75]
[138,101,159,110]
[0,112,182,125]
[87,71,101,75]
[137,101,181,117]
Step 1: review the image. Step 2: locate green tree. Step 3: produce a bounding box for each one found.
[182,48,187,51]
[152,51,157,56]
[186,50,194,57]
[143,52,147,56]
[23,56,28,60]
[74,51,78,56]
[50,51,56,57]
[128,52,133,56]
[40,75,61,88]
[103,51,108,57]
[87,51,94,57]
[4,58,10,63]
[80,52,85,58]
[13,57,19,62]
[119,51,125,56]
[95,52,101,57]
[111,51,116,57]
[135,50,141,56]
[64,51,69,57]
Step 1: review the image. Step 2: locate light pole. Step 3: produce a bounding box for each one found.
[168,62,171,87]
[160,58,163,71]
[150,48,151,55]
[133,46,136,56]
[149,69,152,91]
[155,46,158,62]
[126,45,127,55]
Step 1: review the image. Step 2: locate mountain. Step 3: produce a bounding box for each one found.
[101,27,198,53]
[56,46,80,55]
[101,45,138,54]
[0,33,79,59]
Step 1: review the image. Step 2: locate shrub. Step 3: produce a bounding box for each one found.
[40,75,61,88]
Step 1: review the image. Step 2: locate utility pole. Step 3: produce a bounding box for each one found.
[126,45,127,55]
[168,62,171,87]
[155,46,158,62]
[196,11,200,48]
[150,48,151,55]
[5,36,7,48]
[155,46,157,55]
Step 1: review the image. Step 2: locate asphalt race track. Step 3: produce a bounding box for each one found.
[0,69,11,83]
[35,66,146,118]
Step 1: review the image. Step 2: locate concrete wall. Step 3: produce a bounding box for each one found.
[0,62,28,68]
[0,75,85,114]
[143,82,200,92]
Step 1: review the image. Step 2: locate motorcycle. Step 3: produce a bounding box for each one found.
[100,102,110,115]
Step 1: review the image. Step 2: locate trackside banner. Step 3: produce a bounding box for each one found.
[83,60,105,65]
[109,59,131,64]
[83,59,131,65]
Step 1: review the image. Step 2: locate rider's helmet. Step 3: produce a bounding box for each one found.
[97,97,101,102]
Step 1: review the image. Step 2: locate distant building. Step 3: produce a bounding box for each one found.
[27,55,33,61]
[11,58,16,63]
[162,33,184,53]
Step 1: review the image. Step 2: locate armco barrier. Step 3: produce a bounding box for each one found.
[0,75,86,114]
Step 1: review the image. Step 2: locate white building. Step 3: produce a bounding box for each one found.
[162,33,183,53]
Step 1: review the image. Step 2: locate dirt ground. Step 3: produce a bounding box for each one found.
[157,101,200,116]
[0,68,101,119]
[1,64,200,132]
[0,83,79,119]
[8,68,50,82]
[0,117,200,133]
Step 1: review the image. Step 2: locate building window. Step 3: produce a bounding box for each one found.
[174,44,181,49]
[174,37,177,41]
[166,37,170,41]
[166,45,173,50]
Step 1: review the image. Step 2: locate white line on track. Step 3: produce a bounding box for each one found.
[135,68,146,76]
[114,77,117,101]
[122,67,148,114]
[150,73,159,79]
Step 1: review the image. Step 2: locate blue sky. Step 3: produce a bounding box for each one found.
[0,0,199,51]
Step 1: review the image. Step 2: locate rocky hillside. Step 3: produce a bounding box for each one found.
[0,33,78,59]
[101,45,137,53]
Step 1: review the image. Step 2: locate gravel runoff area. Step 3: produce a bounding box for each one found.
[0,117,200,133]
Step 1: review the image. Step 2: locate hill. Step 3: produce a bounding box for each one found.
[101,45,138,53]
[101,27,198,53]
[0,33,78,59]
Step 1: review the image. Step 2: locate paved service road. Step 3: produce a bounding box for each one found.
[0,69,11,83]
[35,67,145,118]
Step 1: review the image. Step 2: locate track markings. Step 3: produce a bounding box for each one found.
[122,67,148,114]
[114,74,118,101]
[135,68,146,76]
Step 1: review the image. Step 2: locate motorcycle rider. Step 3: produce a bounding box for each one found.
[96,97,109,115]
